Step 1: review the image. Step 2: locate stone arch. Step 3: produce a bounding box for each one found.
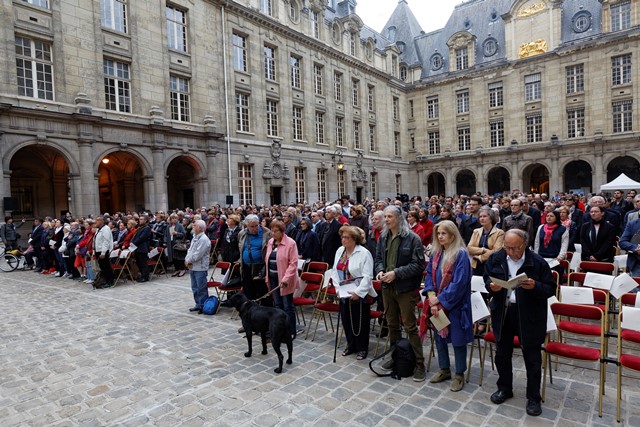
[426,172,445,196]
[487,166,511,195]
[455,169,476,196]
[563,160,593,193]
[8,142,77,217]
[166,154,206,210]
[4,139,79,175]
[97,150,148,213]
[522,163,550,194]
[606,155,640,182]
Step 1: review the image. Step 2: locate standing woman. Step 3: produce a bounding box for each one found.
[579,205,616,262]
[265,220,299,339]
[332,226,377,360]
[220,214,241,263]
[165,213,187,277]
[421,221,473,392]
[557,206,578,252]
[467,207,505,276]
[534,211,568,263]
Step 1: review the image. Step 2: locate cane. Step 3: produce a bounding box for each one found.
[333,298,344,363]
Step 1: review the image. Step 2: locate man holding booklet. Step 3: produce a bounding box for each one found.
[484,229,556,417]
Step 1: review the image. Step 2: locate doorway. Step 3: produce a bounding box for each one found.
[270,187,282,205]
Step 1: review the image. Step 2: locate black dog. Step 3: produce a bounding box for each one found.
[222,293,293,373]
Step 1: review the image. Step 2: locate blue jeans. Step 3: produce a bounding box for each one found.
[190,270,208,309]
[55,251,67,274]
[272,288,296,336]
[435,334,467,374]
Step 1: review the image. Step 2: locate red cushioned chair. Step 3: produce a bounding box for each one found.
[479,321,521,387]
[542,302,605,416]
[579,260,615,275]
[617,306,640,422]
[305,276,339,341]
[293,272,324,325]
[207,261,231,294]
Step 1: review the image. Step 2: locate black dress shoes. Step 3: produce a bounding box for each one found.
[526,399,542,416]
[490,389,514,404]
[189,307,200,312]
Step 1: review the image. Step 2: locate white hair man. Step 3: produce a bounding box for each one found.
[185,219,211,313]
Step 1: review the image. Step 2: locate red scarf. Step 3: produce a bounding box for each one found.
[419,249,456,341]
[542,223,559,248]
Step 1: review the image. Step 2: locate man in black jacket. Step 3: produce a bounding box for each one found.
[320,206,341,264]
[484,229,556,417]
[132,215,152,282]
[375,206,426,382]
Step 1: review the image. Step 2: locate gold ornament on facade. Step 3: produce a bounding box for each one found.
[518,39,548,58]
[517,2,546,18]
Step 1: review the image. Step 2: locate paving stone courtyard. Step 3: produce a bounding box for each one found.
[1,270,639,426]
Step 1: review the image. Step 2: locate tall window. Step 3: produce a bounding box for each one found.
[313,64,323,95]
[235,92,250,132]
[455,47,468,70]
[264,45,276,81]
[427,96,439,119]
[367,86,375,111]
[408,100,415,119]
[238,164,253,206]
[526,115,543,142]
[393,97,399,120]
[334,72,342,101]
[352,79,359,107]
[170,75,190,122]
[394,132,400,156]
[457,127,471,151]
[611,1,631,31]
[101,0,127,33]
[524,73,541,101]
[317,169,327,202]
[103,59,130,112]
[368,124,376,151]
[428,131,440,154]
[233,33,247,72]
[261,0,273,16]
[370,173,378,201]
[395,175,402,195]
[488,81,503,108]
[612,54,632,86]
[15,36,53,100]
[349,32,358,56]
[295,167,306,204]
[292,106,303,140]
[353,121,361,150]
[456,90,469,114]
[336,116,344,147]
[166,6,187,52]
[410,133,415,150]
[391,55,398,77]
[566,64,584,94]
[23,0,49,7]
[311,11,320,38]
[290,55,301,88]
[489,120,504,147]
[400,65,407,81]
[266,99,278,136]
[337,170,346,198]
[567,108,585,138]
[613,100,633,133]
[315,111,325,145]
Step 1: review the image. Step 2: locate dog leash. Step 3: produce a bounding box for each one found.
[253,283,283,302]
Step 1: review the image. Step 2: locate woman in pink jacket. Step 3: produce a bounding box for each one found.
[265,219,299,339]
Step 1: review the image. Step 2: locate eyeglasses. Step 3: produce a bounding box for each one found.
[504,245,524,251]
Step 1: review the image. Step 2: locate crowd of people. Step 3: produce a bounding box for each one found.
[3,187,640,418]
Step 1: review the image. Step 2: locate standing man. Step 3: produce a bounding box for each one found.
[1,216,25,250]
[502,199,534,247]
[320,205,342,264]
[27,218,44,270]
[620,216,640,277]
[94,216,115,288]
[185,220,211,313]
[484,229,556,417]
[238,214,270,301]
[375,206,427,381]
[459,196,482,244]
[131,215,152,282]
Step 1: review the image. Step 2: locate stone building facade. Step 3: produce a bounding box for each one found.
[1,0,639,217]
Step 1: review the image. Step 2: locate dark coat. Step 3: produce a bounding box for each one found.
[131,224,152,253]
[374,230,425,293]
[579,221,616,262]
[320,219,342,264]
[295,229,321,262]
[619,219,640,273]
[483,248,556,347]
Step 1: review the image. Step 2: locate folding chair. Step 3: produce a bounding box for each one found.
[112,249,134,284]
[370,280,388,357]
[542,302,605,416]
[217,262,242,301]
[617,306,640,422]
[567,272,612,331]
[480,320,521,387]
[293,272,324,325]
[579,261,615,275]
[148,247,168,278]
[306,261,329,275]
[305,275,339,341]
[209,239,218,265]
[207,261,231,294]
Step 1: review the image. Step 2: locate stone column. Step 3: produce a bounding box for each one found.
[0,132,7,213]
[144,175,155,211]
[445,165,455,196]
[152,147,166,211]
[206,149,218,205]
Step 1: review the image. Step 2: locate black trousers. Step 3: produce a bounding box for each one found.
[96,252,114,284]
[495,304,543,402]
[136,251,149,280]
[241,263,268,303]
[339,298,371,353]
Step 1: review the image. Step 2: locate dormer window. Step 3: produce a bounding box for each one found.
[387,26,397,40]
[400,65,407,81]
[396,41,405,54]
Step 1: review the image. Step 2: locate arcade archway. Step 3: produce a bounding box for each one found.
[456,169,476,196]
[564,160,592,193]
[167,156,201,210]
[487,167,511,196]
[98,152,145,214]
[523,164,549,194]
[607,156,640,182]
[427,172,445,196]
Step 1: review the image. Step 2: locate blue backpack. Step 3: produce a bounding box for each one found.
[202,295,220,315]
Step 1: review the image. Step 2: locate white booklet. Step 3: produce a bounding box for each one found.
[622,307,640,332]
[471,291,490,323]
[489,273,528,290]
[547,296,559,332]
[429,309,451,331]
[471,275,488,293]
[560,286,594,305]
[337,277,362,299]
[609,273,639,300]
[545,258,560,269]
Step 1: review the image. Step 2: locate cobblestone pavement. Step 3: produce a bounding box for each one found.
[1,269,639,427]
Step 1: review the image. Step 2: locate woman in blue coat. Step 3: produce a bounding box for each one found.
[421,220,473,392]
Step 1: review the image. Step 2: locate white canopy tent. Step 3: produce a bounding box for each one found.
[600,173,640,191]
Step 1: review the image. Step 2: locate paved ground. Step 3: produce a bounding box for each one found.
[1,269,639,427]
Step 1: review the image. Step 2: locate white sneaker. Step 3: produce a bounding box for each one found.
[86,280,94,285]
[83,279,91,283]
[53,272,61,277]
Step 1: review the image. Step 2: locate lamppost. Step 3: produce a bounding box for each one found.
[331,148,345,169]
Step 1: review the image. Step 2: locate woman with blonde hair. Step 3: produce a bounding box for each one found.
[420,220,473,392]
